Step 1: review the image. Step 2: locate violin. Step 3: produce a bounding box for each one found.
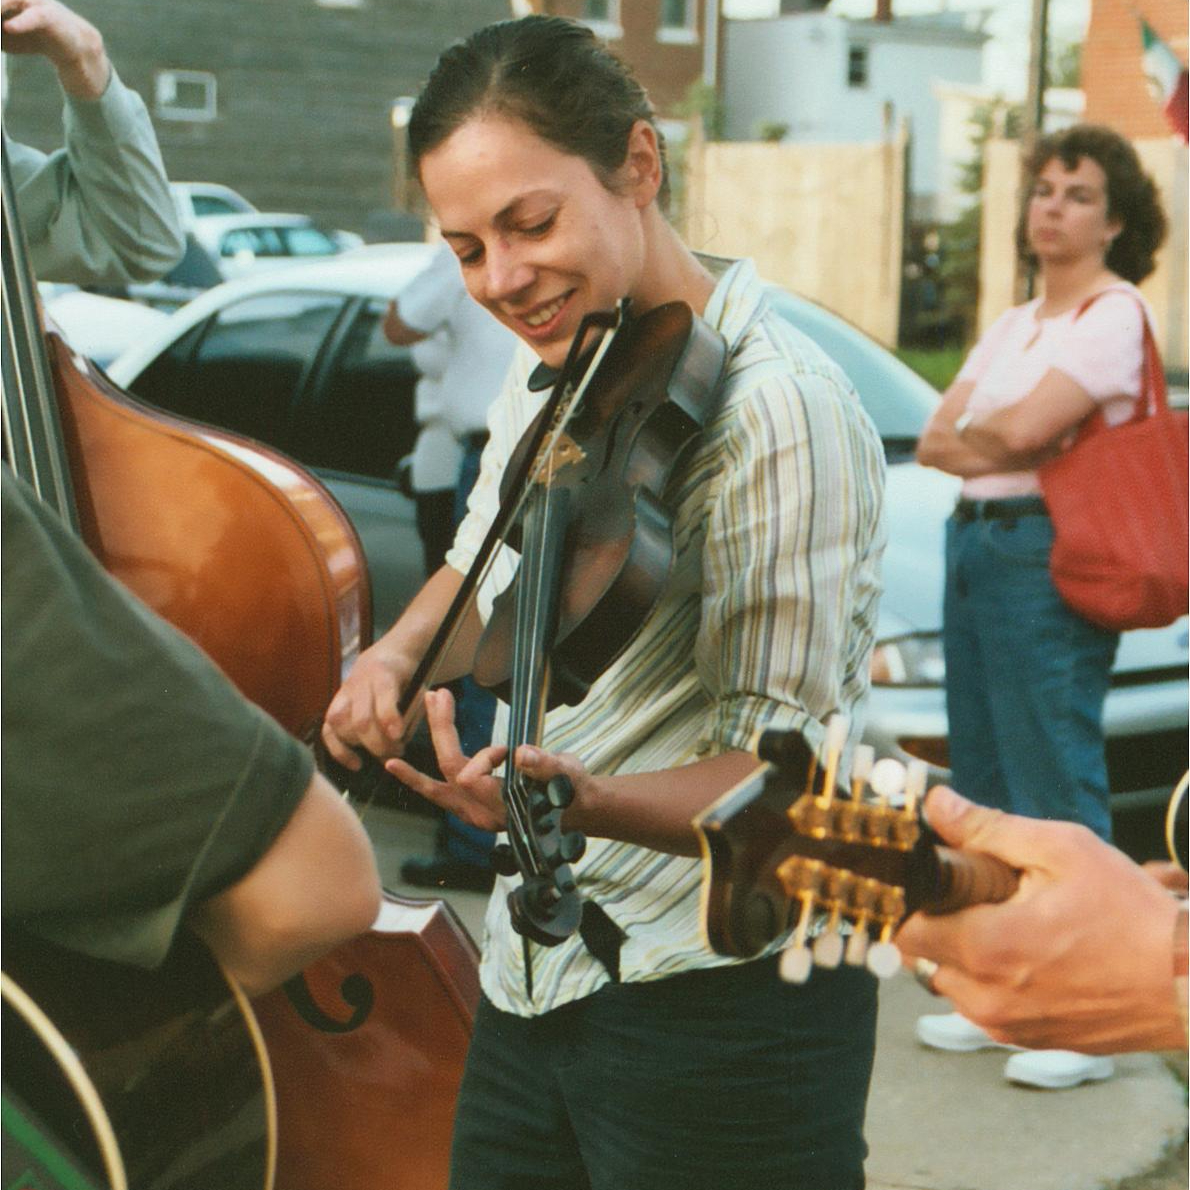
[2,146,476,1189]
[360,300,729,953]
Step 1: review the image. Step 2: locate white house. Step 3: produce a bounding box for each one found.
[723,8,988,221]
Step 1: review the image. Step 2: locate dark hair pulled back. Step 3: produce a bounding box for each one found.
[1016,123,1167,284]
[408,15,670,210]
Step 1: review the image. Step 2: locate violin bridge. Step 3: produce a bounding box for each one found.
[532,431,585,481]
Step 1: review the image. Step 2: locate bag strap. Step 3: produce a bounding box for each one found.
[1074,287,1169,429]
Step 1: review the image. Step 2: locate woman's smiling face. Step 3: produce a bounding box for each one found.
[420,113,650,369]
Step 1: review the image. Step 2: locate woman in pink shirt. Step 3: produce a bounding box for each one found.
[914,124,1167,1090]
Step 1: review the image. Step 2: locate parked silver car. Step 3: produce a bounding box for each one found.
[106,254,1189,855]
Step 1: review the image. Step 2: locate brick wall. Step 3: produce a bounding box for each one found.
[538,0,709,114]
[1083,0,1188,137]
[2,0,510,236]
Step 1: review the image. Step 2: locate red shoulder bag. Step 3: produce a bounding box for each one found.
[1039,293,1189,631]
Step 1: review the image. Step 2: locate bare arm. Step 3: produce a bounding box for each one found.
[960,367,1098,463]
[384,688,761,857]
[1,0,110,98]
[189,771,381,998]
[916,369,1099,477]
[916,380,1049,476]
[321,564,484,767]
[895,786,1186,1055]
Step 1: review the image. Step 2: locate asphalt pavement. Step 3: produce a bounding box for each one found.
[363,803,1189,1190]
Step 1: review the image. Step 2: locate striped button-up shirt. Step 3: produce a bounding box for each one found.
[446,256,886,1016]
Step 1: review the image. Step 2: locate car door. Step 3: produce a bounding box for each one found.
[124,289,421,636]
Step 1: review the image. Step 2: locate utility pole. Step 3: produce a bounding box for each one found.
[1019,0,1050,299]
[1023,0,1050,150]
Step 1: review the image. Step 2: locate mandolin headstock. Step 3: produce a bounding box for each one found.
[695,717,1016,984]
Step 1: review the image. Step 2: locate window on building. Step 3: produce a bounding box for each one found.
[581,0,622,39]
[847,44,869,88]
[658,0,697,44]
[154,70,217,122]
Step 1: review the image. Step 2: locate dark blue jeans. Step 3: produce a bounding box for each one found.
[449,958,877,1190]
[943,506,1118,840]
[445,440,497,865]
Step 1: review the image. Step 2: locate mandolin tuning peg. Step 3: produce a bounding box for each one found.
[812,931,844,970]
[850,744,875,794]
[779,945,814,985]
[865,941,902,980]
[904,760,928,816]
[868,758,907,806]
[845,929,869,967]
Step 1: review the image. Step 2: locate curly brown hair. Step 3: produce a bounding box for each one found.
[1015,124,1167,284]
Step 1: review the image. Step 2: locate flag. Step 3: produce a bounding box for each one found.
[1139,18,1189,142]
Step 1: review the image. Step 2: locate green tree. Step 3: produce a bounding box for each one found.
[937,100,1023,345]
[1050,40,1081,88]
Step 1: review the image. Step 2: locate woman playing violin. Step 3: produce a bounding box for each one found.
[323,16,886,1189]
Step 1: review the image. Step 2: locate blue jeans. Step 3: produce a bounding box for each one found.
[445,440,497,865]
[450,958,876,1190]
[943,505,1118,840]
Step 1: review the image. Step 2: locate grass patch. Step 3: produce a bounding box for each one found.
[895,347,966,392]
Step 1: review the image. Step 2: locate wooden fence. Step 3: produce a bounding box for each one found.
[680,124,908,347]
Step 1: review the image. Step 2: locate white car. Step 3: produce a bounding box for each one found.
[190,213,346,282]
[108,244,436,630]
[106,255,1189,857]
[39,285,171,369]
[170,181,257,226]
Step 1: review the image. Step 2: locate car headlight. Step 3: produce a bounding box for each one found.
[870,633,945,687]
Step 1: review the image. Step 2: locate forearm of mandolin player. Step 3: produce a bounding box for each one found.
[189,772,381,997]
[564,749,761,857]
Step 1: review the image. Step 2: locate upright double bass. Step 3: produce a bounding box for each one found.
[1,146,476,1189]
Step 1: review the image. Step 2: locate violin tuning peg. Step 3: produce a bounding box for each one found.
[559,831,586,864]
[546,775,575,810]
[490,842,519,877]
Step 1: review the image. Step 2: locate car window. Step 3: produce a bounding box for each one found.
[191,195,242,216]
[282,226,340,258]
[293,299,419,481]
[127,292,346,450]
[221,227,286,258]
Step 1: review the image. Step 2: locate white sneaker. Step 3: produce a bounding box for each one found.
[915,1011,1019,1053]
[1003,1050,1115,1090]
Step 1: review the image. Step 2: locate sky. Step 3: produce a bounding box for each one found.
[720,0,1091,100]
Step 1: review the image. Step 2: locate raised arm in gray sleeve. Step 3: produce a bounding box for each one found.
[9,68,185,285]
